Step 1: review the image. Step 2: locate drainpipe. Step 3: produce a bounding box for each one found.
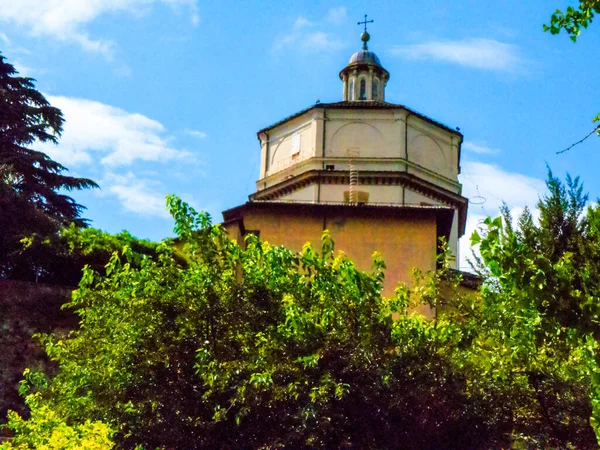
[317,173,321,203]
[319,108,326,204]
[402,112,414,205]
[264,131,270,175]
[321,109,327,219]
[322,108,327,168]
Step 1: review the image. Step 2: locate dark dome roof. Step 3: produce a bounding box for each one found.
[339,33,390,81]
[349,50,382,66]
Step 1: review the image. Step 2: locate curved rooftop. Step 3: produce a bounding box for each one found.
[339,29,389,83]
[349,49,382,66]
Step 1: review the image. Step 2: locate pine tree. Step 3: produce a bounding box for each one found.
[0,53,98,277]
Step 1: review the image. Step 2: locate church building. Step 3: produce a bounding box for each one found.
[222,25,468,297]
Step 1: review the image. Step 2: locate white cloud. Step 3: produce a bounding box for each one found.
[11,61,34,77]
[273,16,344,53]
[105,172,170,218]
[38,96,191,167]
[272,34,296,52]
[391,38,522,72]
[35,95,205,218]
[460,161,545,212]
[327,7,347,25]
[1,33,35,77]
[458,161,546,271]
[185,129,208,139]
[0,0,199,56]
[294,17,314,29]
[303,32,344,51]
[162,0,200,27]
[462,141,499,155]
[273,30,343,53]
[0,34,31,57]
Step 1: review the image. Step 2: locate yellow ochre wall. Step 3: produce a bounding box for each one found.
[224,207,438,300]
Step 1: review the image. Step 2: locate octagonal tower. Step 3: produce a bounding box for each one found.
[222,24,470,302]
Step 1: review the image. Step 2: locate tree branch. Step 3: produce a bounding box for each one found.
[556,125,600,154]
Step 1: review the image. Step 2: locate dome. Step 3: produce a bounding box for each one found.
[338,27,390,101]
[349,50,382,67]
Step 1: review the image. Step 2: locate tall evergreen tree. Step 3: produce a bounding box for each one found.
[0,53,98,277]
[473,169,600,335]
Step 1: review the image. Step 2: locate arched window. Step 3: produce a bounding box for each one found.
[359,79,366,100]
[372,79,379,101]
[349,80,354,100]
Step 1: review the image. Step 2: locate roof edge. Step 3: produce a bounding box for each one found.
[222,200,455,222]
[256,101,463,137]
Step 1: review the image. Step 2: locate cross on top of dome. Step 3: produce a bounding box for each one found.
[339,15,389,101]
[357,14,374,50]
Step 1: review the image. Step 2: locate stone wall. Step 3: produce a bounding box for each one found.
[0,280,76,429]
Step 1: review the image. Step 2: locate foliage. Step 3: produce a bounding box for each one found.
[544,0,600,42]
[471,169,600,338]
[0,370,113,449]
[544,1,600,139]
[0,282,75,433]
[5,224,158,285]
[471,169,600,444]
[0,226,157,432]
[0,53,97,278]
[2,195,597,448]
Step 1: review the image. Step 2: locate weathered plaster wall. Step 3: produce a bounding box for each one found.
[264,113,316,178]
[259,107,462,198]
[237,207,438,300]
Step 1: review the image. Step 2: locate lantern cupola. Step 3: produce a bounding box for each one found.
[339,21,389,102]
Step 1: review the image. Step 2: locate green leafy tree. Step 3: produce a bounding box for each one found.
[545,1,600,42]
[8,225,159,285]
[2,196,596,448]
[472,169,600,338]
[2,369,114,449]
[0,53,97,278]
[471,170,600,443]
[0,226,159,443]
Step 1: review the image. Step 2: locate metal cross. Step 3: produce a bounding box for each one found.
[357,14,374,32]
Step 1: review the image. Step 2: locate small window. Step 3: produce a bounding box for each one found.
[349,80,354,100]
[291,132,301,156]
[372,79,379,100]
[359,79,366,100]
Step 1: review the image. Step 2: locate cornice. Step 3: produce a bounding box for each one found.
[249,170,468,235]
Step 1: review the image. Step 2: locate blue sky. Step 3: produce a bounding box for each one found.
[0,1,598,269]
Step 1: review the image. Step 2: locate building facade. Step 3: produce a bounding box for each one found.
[223,30,468,298]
